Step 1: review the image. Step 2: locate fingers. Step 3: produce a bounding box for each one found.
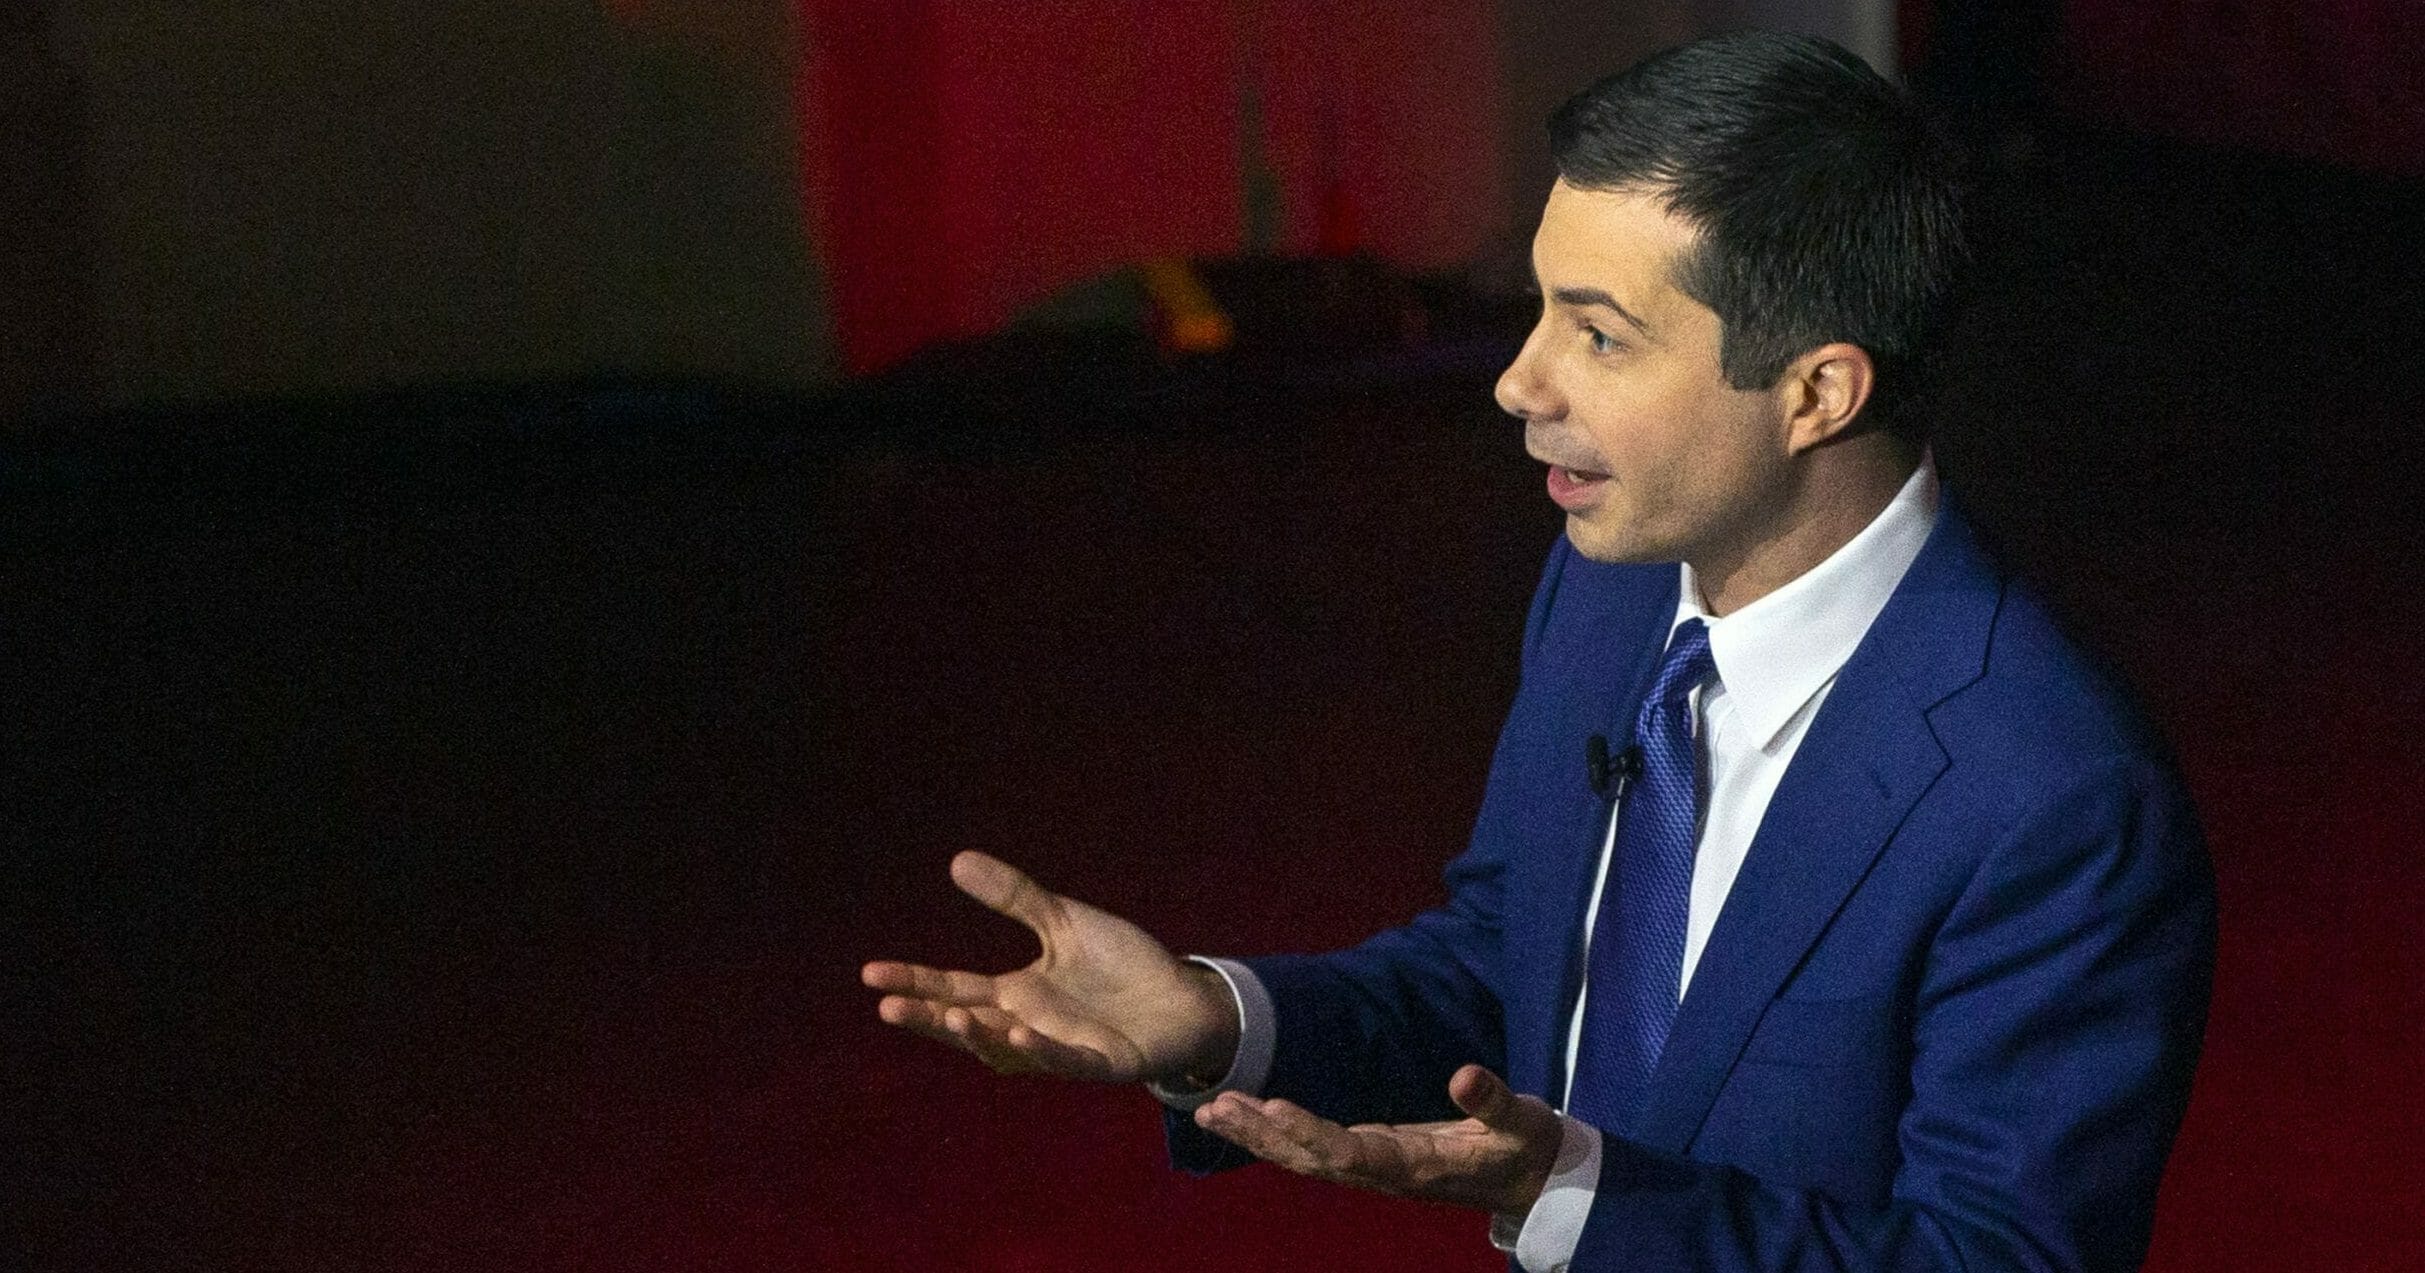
[872,993,963,1047]
[1448,1063,1516,1127]
[949,850,1061,933]
[1195,1094,1396,1190]
[1201,1086,1556,1214]
[1196,1074,1560,1214]
[988,1015,1130,1081]
[874,995,1027,1069]
[944,1004,1124,1079]
[940,1005,1039,1074]
[873,994,1123,1081]
[1449,1063,1561,1144]
[860,960,996,1006]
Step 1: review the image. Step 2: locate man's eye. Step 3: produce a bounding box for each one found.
[1587,326,1618,354]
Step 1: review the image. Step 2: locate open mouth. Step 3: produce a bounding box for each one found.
[1545,464,1609,510]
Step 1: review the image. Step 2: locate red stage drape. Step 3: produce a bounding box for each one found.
[801,1,1504,374]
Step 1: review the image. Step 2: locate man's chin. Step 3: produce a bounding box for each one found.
[1563,516,1669,566]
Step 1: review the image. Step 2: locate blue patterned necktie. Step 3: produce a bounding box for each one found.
[1566,617,1716,1130]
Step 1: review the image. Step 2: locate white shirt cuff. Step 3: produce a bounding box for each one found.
[1146,957,1275,1110]
[1487,1115,1601,1272]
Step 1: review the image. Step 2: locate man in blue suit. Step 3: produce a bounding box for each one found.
[864,32,2212,1271]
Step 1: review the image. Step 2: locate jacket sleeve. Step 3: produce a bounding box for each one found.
[1165,537,1579,1173]
[1570,756,2216,1272]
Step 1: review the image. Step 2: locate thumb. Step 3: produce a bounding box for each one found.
[950,851,1060,934]
[1448,1063,1525,1129]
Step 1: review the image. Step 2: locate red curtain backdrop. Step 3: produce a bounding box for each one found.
[802,0,1504,374]
[2056,0,2424,174]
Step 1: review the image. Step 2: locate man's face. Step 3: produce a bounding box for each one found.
[1496,182,1791,567]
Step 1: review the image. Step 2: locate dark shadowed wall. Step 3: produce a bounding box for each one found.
[35,0,830,413]
[2056,0,2424,174]
[2,2,97,421]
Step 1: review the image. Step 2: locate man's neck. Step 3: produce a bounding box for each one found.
[1691,438,1921,618]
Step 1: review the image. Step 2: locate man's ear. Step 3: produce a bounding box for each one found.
[1778,342,1875,454]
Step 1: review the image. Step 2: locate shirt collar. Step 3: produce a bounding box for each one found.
[1673,455,1941,751]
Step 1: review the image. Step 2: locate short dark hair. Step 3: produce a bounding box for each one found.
[1549,32,1966,440]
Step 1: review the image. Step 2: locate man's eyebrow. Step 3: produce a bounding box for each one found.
[1550,286,1654,338]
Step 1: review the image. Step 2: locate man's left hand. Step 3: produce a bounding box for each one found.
[1194,1063,1565,1216]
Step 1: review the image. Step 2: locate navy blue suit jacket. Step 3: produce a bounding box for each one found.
[1169,502,2214,1270]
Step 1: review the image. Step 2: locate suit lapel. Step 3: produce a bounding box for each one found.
[1629,503,2003,1153]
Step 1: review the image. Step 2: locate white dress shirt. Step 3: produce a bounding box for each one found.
[1161,459,1941,1272]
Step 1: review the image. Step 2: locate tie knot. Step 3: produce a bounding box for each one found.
[1647,618,1716,711]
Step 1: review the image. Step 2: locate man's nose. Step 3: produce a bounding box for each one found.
[1494,327,1560,423]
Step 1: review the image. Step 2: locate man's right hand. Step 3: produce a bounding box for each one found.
[861,851,1240,1086]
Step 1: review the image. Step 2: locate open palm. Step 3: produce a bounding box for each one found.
[1193,1064,1564,1216]
[862,851,1235,1084]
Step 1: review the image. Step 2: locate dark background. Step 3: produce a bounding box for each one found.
[7,3,2423,1269]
